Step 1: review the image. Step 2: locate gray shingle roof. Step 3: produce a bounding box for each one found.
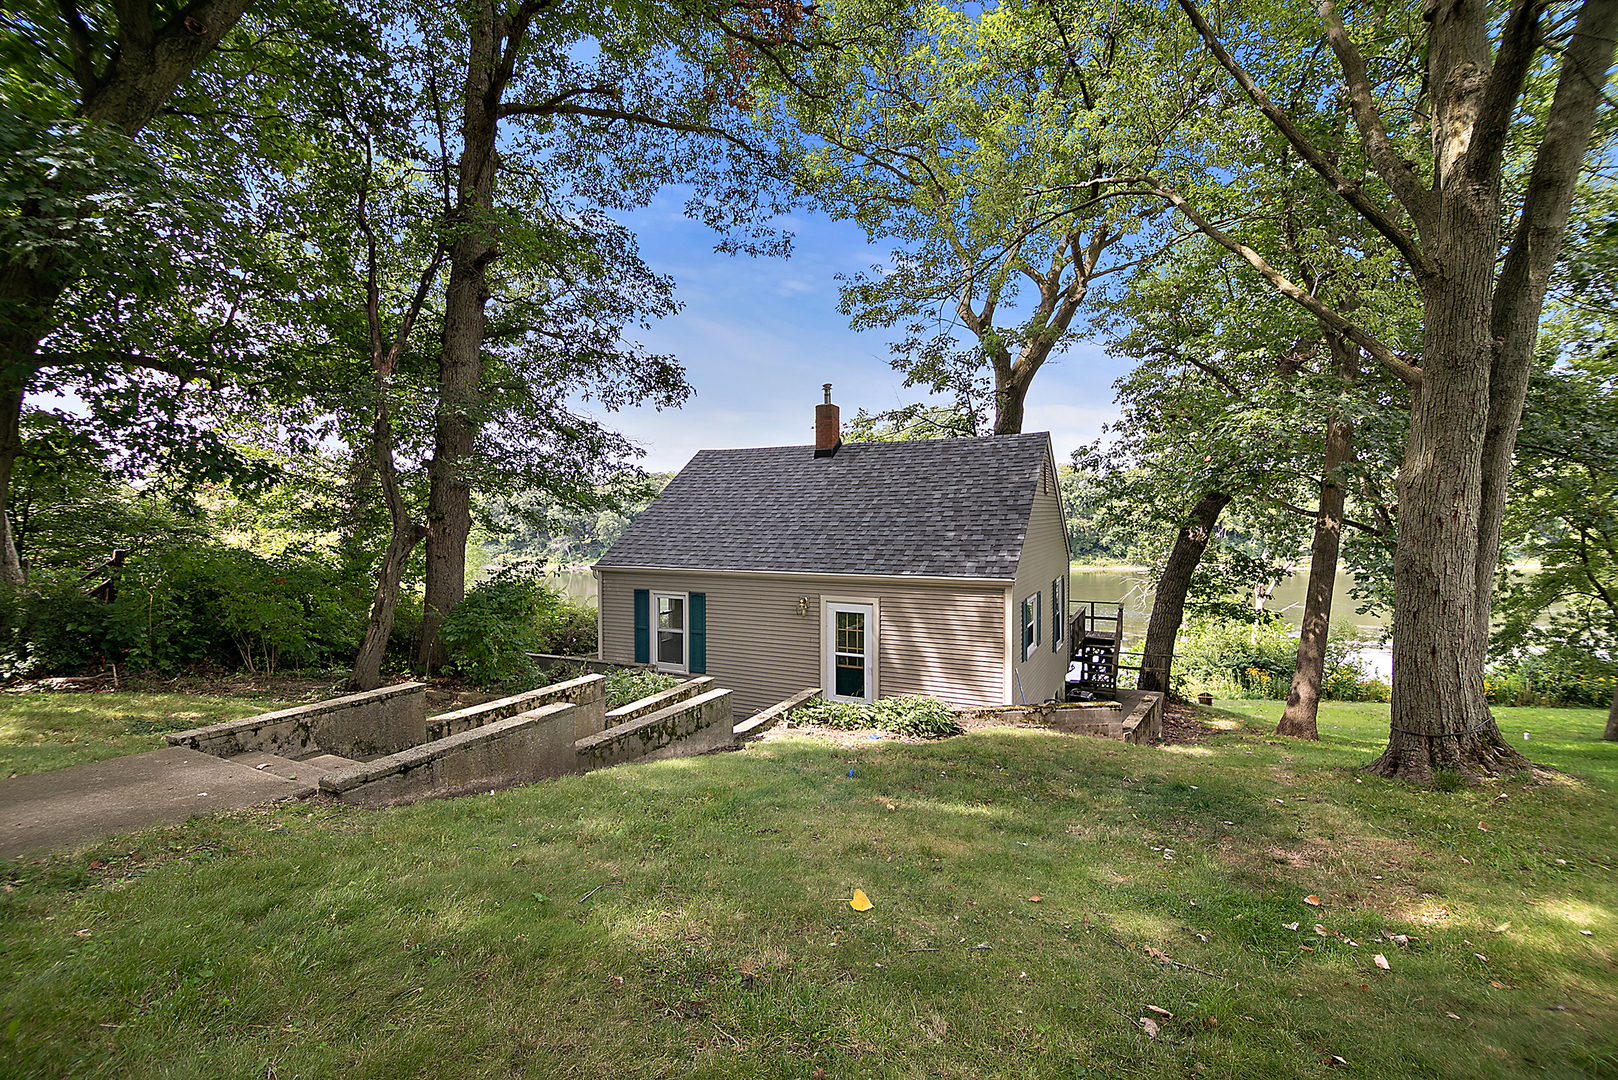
[595,433,1052,579]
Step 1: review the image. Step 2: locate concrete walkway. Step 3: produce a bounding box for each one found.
[0,747,340,859]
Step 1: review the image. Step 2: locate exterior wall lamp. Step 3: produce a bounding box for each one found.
[797,596,810,616]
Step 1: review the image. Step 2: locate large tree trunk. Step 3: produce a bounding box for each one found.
[416,3,504,672]
[1369,278,1522,780]
[1277,338,1357,738]
[1138,491,1230,694]
[1606,685,1618,742]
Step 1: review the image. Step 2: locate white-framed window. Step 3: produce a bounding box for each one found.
[1021,592,1040,662]
[654,592,687,672]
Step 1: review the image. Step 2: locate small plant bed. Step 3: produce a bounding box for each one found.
[602,669,684,709]
[792,695,963,739]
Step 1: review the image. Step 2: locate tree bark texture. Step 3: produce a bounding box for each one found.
[417,3,507,671]
[1606,686,1618,742]
[1138,491,1230,694]
[1367,0,1618,782]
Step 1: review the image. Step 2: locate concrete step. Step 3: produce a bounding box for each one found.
[294,753,362,772]
[229,751,351,789]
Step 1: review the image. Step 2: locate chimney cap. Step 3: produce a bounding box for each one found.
[822,383,833,404]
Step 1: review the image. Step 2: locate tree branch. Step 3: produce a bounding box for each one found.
[1139,177,1423,384]
[55,0,101,95]
[1176,0,1438,281]
[1317,0,1434,236]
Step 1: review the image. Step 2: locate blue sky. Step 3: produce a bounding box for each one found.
[584,188,1136,473]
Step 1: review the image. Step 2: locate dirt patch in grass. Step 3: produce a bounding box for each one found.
[1160,700,1218,744]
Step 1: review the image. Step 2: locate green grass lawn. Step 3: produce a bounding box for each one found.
[0,689,324,778]
[1,697,1615,1079]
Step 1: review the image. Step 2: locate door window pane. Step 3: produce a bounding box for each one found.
[834,610,866,698]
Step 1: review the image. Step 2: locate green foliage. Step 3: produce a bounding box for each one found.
[436,567,549,684]
[532,593,597,656]
[794,695,962,738]
[1170,616,1387,703]
[0,542,367,677]
[1485,648,1617,708]
[601,669,682,708]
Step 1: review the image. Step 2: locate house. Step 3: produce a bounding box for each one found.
[591,388,1072,717]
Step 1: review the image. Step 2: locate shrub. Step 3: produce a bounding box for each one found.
[1170,614,1298,700]
[602,668,682,708]
[794,695,962,738]
[437,566,547,684]
[532,594,597,655]
[1484,646,1616,707]
[0,543,368,677]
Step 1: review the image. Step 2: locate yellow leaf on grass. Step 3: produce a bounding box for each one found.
[1304,895,1322,906]
[850,889,873,912]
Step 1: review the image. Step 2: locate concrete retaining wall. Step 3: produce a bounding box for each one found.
[166,683,426,760]
[576,688,733,770]
[734,687,821,737]
[952,692,1163,744]
[320,702,581,806]
[602,677,712,728]
[425,674,605,743]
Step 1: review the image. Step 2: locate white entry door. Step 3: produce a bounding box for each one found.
[824,601,875,703]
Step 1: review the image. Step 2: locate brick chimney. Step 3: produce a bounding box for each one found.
[814,384,841,458]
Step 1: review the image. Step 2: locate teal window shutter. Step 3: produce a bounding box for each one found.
[1051,579,1060,652]
[633,589,650,664]
[688,592,706,674]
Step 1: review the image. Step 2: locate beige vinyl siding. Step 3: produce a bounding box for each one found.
[598,569,1008,717]
[1011,451,1073,705]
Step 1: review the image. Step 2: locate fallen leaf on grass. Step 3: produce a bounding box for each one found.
[1490,922,1511,933]
[1374,953,1391,970]
[1028,896,1042,903]
[1146,1005,1174,1017]
[1381,931,1410,946]
[1475,954,1488,963]
[1300,945,1315,952]
[1490,981,1513,990]
[1446,1012,1461,1020]
[1315,925,1329,937]
[1304,895,1322,906]
[1140,1017,1160,1038]
[606,975,624,988]
[1459,856,1472,865]
[1282,922,1301,931]
[1477,822,1489,831]
[850,889,873,912]
[1326,1055,1348,1068]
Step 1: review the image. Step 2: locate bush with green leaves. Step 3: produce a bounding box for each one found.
[602,668,682,708]
[1485,646,1616,708]
[436,567,549,684]
[0,543,368,677]
[1171,615,1388,702]
[532,593,597,655]
[794,695,962,738]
